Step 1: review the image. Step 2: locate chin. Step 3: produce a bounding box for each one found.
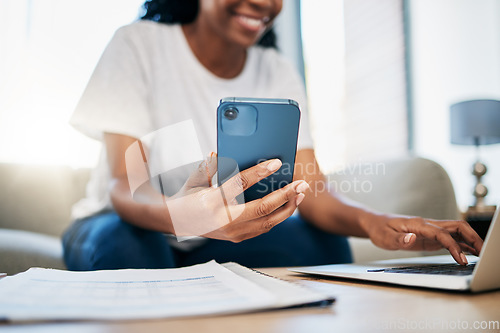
[230,33,264,48]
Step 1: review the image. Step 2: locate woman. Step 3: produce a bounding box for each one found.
[63,0,482,270]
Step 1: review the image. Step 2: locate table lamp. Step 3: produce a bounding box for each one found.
[450,99,500,227]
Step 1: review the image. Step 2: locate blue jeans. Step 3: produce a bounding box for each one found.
[63,211,352,271]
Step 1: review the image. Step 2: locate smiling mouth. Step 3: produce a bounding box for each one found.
[235,14,270,32]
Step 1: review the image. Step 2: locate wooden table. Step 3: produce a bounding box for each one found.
[2,268,499,332]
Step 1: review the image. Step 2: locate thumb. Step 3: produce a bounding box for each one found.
[399,232,417,249]
[185,152,218,188]
[205,152,218,180]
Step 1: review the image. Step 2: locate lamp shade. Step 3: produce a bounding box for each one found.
[450,99,500,146]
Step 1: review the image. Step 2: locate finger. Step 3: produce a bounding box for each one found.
[458,242,478,255]
[221,159,282,201]
[400,232,417,249]
[413,238,445,251]
[232,195,301,242]
[428,220,483,255]
[224,179,305,223]
[256,192,304,232]
[231,180,309,222]
[184,153,218,188]
[403,221,467,265]
[205,152,218,180]
[376,228,410,251]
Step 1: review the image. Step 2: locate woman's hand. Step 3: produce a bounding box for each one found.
[362,213,484,265]
[166,155,309,242]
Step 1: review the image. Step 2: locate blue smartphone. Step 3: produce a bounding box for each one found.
[217,97,301,202]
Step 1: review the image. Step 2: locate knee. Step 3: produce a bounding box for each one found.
[90,214,158,249]
[93,215,175,269]
[64,212,175,270]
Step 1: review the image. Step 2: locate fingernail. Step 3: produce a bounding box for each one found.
[460,252,468,265]
[295,181,310,193]
[403,233,414,244]
[296,193,305,206]
[267,159,282,172]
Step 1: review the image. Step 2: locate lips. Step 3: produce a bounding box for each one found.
[235,14,270,32]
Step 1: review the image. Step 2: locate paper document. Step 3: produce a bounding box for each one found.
[0,261,333,322]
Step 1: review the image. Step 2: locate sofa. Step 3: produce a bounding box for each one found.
[0,156,459,275]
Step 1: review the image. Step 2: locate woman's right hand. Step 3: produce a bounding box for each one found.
[166,155,309,242]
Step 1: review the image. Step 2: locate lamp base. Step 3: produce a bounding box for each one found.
[464,205,496,240]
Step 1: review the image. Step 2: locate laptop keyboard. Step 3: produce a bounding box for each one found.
[367,263,476,276]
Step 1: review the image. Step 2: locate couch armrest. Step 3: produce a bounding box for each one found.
[0,229,66,275]
[329,156,459,262]
[0,163,90,237]
[329,156,460,220]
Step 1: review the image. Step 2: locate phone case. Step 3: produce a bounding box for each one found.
[217,97,301,202]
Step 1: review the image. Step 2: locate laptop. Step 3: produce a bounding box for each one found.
[290,205,500,292]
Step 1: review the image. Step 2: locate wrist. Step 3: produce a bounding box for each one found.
[144,199,176,235]
[358,210,387,238]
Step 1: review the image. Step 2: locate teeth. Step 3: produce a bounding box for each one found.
[240,16,263,28]
[238,15,269,29]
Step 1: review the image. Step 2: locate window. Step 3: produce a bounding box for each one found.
[301,0,347,174]
[301,0,409,174]
[409,0,500,209]
[302,0,500,209]
[0,0,144,167]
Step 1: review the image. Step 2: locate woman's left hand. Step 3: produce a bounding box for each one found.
[363,214,484,265]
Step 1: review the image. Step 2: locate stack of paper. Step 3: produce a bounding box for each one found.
[0,261,334,322]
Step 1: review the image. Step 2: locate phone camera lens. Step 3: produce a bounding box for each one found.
[224,107,238,120]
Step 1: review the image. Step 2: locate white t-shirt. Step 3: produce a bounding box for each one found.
[70,20,314,227]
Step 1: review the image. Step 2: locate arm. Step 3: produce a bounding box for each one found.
[295,149,483,265]
[295,150,369,238]
[105,133,174,233]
